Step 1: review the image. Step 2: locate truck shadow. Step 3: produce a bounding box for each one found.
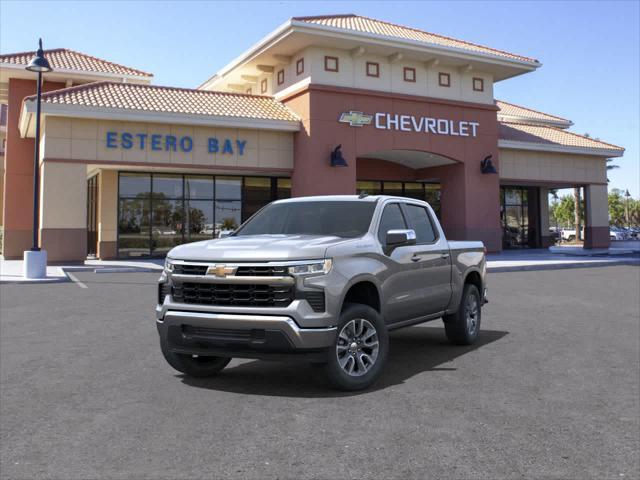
[180,326,508,398]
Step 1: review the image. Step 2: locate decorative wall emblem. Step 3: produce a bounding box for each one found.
[338,111,374,127]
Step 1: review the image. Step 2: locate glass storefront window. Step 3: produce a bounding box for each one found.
[425,184,441,219]
[117,173,289,258]
[403,182,424,200]
[119,173,151,197]
[216,176,241,199]
[186,200,215,242]
[118,197,151,257]
[244,177,272,220]
[356,181,382,195]
[277,178,291,199]
[383,182,403,197]
[216,200,242,236]
[185,176,214,200]
[152,175,183,198]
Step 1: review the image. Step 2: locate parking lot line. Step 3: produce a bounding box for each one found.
[66,271,88,289]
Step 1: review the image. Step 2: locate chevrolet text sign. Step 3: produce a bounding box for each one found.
[339,111,479,137]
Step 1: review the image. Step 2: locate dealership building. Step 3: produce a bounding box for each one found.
[0,14,624,261]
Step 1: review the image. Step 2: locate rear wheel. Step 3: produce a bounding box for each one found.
[325,303,389,391]
[443,284,481,345]
[160,338,231,377]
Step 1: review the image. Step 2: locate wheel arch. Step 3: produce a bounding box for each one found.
[340,276,382,314]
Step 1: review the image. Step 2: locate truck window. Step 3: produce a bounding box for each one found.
[404,204,437,243]
[377,203,407,244]
[235,201,376,238]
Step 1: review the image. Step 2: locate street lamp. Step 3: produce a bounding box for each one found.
[625,189,631,229]
[23,39,52,279]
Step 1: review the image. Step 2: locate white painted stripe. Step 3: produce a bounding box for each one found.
[66,272,88,289]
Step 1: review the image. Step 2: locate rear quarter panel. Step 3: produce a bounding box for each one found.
[446,241,486,313]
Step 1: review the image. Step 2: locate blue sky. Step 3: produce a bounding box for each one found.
[1,0,638,197]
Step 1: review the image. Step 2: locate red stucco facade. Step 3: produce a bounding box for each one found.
[283,84,502,251]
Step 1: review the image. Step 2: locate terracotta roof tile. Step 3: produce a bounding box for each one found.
[499,122,623,153]
[293,14,538,64]
[496,100,571,126]
[27,81,299,122]
[0,48,152,77]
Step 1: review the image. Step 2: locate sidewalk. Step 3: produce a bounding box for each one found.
[1,250,638,283]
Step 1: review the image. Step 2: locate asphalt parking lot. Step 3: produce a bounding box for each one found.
[1,266,638,479]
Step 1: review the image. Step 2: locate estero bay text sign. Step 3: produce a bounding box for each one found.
[105,132,247,155]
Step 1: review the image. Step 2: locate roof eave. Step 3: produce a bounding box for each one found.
[199,18,540,89]
[19,99,300,137]
[0,61,153,82]
[498,139,624,158]
[498,115,573,129]
[289,20,541,71]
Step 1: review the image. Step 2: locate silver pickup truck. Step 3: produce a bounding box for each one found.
[157,195,487,390]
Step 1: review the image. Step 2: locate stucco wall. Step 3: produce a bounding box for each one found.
[42,117,294,171]
[273,46,494,105]
[499,148,607,184]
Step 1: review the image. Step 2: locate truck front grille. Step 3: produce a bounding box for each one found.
[172,283,294,307]
[235,266,288,276]
[172,264,208,275]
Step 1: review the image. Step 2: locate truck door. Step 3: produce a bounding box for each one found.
[400,203,452,315]
[377,202,431,324]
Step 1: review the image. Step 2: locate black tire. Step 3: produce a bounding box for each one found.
[567,235,575,242]
[160,338,231,377]
[325,303,389,391]
[443,284,481,345]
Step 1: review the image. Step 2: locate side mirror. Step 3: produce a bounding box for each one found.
[386,229,416,247]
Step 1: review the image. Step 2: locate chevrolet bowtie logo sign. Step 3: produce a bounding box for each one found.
[206,264,237,277]
[339,111,373,127]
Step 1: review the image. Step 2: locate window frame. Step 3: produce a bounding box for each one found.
[376,202,409,246]
[366,61,380,78]
[277,69,284,85]
[296,58,304,76]
[260,78,268,94]
[438,72,451,87]
[403,67,416,83]
[324,55,339,72]
[399,202,440,245]
[472,77,484,92]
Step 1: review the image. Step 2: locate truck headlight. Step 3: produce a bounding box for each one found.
[164,258,175,272]
[288,259,332,276]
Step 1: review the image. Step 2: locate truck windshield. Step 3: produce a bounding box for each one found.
[235,201,376,238]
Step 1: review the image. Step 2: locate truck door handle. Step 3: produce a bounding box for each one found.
[411,254,421,262]
[440,253,450,259]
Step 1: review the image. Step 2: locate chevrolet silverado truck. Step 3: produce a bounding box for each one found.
[157,195,487,390]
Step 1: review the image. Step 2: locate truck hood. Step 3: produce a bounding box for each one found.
[168,234,346,262]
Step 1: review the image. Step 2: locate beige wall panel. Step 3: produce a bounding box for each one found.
[499,149,608,184]
[71,119,98,140]
[40,162,86,229]
[45,137,71,158]
[45,117,72,138]
[241,148,259,166]
[258,131,280,150]
[98,169,118,242]
[71,138,98,161]
[585,184,609,227]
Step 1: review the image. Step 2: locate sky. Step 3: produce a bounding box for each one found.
[1,0,638,197]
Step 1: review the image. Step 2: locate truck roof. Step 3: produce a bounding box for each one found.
[273,195,418,203]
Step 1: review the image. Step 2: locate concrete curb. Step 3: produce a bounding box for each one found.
[488,259,640,273]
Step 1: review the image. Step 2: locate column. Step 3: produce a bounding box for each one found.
[39,161,88,261]
[98,170,118,259]
[584,184,610,249]
[539,187,552,247]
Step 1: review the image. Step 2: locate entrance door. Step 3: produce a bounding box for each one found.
[87,175,99,257]
[500,186,540,248]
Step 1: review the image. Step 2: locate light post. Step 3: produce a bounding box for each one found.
[624,189,631,230]
[23,39,52,279]
[552,190,559,244]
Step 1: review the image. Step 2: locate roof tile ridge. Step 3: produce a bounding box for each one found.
[496,99,571,123]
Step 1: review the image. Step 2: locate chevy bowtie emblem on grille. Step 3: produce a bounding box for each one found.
[339,111,373,127]
[206,264,236,277]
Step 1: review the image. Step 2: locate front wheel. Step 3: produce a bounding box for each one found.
[160,338,231,377]
[443,284,481,345]
[325,303,389,391]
